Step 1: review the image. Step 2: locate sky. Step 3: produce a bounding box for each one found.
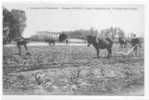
[3,3,144,38]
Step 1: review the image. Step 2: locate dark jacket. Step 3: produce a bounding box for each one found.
[131,38,140,47]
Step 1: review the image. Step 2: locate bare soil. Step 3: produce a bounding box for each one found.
[3,44,144,95]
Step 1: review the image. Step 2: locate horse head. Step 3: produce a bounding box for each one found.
[86,35,96,47]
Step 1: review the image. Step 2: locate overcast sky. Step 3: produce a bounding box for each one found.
[3,3,144,37]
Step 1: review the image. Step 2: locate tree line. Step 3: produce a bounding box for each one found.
[30,27,126,42]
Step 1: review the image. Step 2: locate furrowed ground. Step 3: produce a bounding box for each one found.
[3,43,144,95]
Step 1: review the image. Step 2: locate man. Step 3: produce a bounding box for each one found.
[15,36,29,56]
[130,34,141,56]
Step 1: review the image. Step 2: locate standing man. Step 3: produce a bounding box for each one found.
[15,36,29,56]
[130,33,140,56]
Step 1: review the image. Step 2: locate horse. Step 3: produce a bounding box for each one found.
[45,40,56,46]
[15,37,30,55]
[46,39,69,46]
[118,37,128,48]
[86,35,113,58]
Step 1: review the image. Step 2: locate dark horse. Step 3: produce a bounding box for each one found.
[118,37,128,48]
[46,39,68,46]
[45,40,56,46]
[15,37,30,55]
[87,35,113,58]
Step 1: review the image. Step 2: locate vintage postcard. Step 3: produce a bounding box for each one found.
[2,1,145,97]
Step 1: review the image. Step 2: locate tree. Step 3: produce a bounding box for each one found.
[3,8,26,44]
[99,27,125,40]
[59,33,68,42]
[90,27,98,36]
[3,8,12,44]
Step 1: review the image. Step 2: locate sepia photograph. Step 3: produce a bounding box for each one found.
[2,3,144,96]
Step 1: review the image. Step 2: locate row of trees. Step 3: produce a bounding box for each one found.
[3,7,26,44]
[30,27,126,42]
[100,27,125,39]
[60,27,125,40]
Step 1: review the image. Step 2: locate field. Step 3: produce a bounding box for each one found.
[3,43,144,95]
